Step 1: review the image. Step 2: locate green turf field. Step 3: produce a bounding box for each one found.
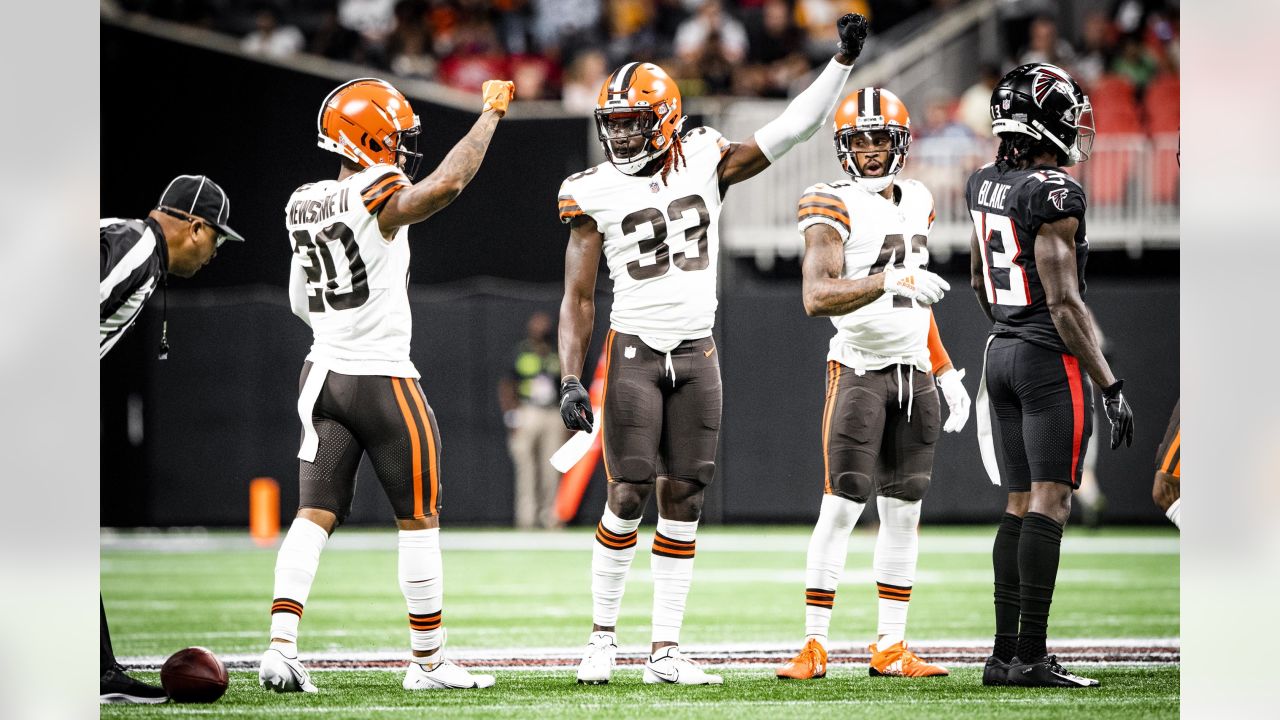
[101,525,1178,718]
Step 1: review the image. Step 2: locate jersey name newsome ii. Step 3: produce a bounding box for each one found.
[965,163,1088,354]
[285,164,417,377]
[558,127,730,352]
[798,179,937,372]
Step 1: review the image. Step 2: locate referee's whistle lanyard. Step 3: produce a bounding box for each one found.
[157,274,170,360]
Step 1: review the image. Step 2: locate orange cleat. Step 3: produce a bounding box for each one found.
[868,641,949,677]
[776,638,828,680]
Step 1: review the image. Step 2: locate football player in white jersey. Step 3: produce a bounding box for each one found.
[774,88,972,681]
[558,14,870,687]
[258,77,514,693]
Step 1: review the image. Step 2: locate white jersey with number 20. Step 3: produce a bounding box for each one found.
[285,163,417,378]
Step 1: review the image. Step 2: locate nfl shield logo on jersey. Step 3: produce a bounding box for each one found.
[625,346,637,359]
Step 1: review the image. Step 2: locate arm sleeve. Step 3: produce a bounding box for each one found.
[797,185,851,241]
[927,310,952,375]
[753,58,853,163]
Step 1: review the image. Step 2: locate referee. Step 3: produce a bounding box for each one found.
[99,175,244,703]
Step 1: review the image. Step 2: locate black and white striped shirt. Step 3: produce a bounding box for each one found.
[100,217,168,359]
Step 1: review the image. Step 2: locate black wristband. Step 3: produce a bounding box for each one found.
[1102,379,1124,398]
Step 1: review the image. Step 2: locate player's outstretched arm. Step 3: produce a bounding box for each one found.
[717,14,866,189]
[1037,216,1134,447]
[378,81,515,233]
[969,230,994,323]
[558,215,604,431]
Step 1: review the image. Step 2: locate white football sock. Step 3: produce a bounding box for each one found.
[270,517,329,645]
[874,496,921,646]
[651,516,698,645]
[591,506,641,629]
[399,528,443,658]
[804,494,865,641]
[1165,498,1181,529]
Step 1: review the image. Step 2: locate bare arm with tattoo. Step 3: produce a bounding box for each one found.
[801,223,886,317]
[378,110,505,233]
[559,215,604,379]
[1036,216,1117,388]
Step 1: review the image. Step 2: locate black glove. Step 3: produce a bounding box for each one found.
[1102,380,1134,449]
[837,13,869,62]
[559,375,594,432]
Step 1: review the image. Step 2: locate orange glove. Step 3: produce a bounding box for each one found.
[482,80,515,116]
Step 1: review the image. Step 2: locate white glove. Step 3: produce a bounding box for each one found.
[936,368,971,433]
[883,266,950,305]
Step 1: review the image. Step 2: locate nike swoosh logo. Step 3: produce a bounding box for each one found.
[649,666,679,682]
[703,347,715,358]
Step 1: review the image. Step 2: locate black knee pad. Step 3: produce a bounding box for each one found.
[614,456,656,485]
[886,473,930,502]
[694,461,716,487]
[831,471,873,504]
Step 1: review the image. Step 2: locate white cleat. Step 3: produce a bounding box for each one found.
[576,632,617,685]
[643,646,724,685]
[404,659,496,690]
[259,647,319,693]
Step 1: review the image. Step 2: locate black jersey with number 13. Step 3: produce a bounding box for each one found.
[965,163,1088,354]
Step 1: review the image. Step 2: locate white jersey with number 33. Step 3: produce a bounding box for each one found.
[285,163,418,378]
[797,178,936,372]
[559,127,730,352]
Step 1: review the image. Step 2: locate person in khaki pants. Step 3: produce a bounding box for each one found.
[500,311,568,528]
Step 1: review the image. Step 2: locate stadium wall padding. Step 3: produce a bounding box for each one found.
[100,274,1177,527]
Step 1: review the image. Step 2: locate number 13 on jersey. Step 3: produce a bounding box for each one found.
[971,210,1030,307]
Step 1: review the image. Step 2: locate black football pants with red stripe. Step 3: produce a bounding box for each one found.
[985,335,1094,491]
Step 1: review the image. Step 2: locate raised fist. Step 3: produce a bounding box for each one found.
[482,80,515,116]
[837,13,869,62]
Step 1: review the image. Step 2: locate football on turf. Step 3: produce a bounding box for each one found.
[160,647,229,703]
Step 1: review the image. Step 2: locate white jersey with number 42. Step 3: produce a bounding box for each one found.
[797,178,936,372]
[559,127,730,352]
[285,163,418,378]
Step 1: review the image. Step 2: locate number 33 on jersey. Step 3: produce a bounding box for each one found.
[285,164,419,378]
[558,127,729,350]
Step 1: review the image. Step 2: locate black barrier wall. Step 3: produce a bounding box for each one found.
[100,273,1178,527]
[101,22,1179,527]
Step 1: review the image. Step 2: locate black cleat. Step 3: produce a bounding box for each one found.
[982,655,1012,686]
[1006,655,1100,688]
[100,664,169,704]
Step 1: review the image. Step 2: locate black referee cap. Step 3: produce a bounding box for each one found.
[157,175,245,243]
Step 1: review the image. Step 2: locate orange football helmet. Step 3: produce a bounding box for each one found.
[595,62,684,175]
[833,87,912,191]
[317,78,423,178]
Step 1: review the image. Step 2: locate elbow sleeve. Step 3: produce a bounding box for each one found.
[753,58,852,163]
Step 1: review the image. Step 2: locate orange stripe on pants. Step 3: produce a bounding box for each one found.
[1162,430,1181,477]
[391,378,425,519]
[599,330,617,482]
[821,361,842,494]
[405,379,439,516]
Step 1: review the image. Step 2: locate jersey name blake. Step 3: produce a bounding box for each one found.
[976,180,1012,210]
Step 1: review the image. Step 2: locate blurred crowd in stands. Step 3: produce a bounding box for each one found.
[111,0,1178,135]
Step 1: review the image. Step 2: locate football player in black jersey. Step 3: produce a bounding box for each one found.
[966,63,1134,688]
